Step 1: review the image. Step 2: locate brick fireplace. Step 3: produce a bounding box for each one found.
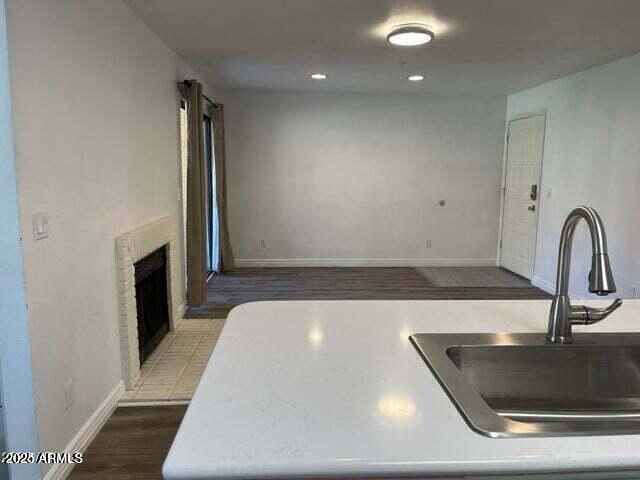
[116,217,182,389]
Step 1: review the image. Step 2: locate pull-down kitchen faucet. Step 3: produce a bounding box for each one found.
[547,206,622,344]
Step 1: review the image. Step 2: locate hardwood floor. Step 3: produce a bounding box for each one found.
[70,406,186,480]
[416,266,533,288]
[186,267,550,318]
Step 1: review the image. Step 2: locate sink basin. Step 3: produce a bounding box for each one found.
[410,333,640,437]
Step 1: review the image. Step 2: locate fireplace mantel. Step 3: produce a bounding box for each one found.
[115,216,182,389]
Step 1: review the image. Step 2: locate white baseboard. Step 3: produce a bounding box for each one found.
[532,275,584,299]
[531,275,554,294]
[43,381,124,480]
[235,258,498,268]
[119,399,189,407]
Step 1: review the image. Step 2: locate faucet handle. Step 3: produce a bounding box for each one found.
[571,298,622,325]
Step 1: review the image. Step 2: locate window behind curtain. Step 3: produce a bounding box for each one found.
[203,114,220,274]
[180,99,220,281]
[179,100,188,287]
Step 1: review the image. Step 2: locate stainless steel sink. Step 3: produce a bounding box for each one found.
[410,333,640,437]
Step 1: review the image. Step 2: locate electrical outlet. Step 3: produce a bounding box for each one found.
[258,239,267,249]
[425,239,432,249]
[64,379,74,410]
[623,286,640,299]
[33,211,50,240]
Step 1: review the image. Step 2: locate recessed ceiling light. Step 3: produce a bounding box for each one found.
[387,24,434,47]
[408,74,425,82]
[310,73,327,80]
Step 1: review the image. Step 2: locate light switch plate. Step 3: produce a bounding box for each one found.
[33,211,50,240]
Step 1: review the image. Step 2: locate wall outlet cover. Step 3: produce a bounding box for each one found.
[64,379,74,410]
[32,211,50,240]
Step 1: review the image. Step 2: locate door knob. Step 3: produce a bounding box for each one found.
[528,205,536,212]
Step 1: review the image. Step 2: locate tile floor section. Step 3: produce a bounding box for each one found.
[121,318,225,402]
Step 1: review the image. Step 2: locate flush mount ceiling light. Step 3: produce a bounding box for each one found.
[408,74,425,82]
[387,24,435,46]
[310,73,328,80]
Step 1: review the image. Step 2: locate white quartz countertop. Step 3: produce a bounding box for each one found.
[163,299,640,479]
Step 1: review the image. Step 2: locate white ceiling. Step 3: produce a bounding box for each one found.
[125,0,640,95]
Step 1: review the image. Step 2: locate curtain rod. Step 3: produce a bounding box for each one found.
[177,81,217,107]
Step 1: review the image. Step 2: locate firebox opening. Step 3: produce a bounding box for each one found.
[134,246,170,365]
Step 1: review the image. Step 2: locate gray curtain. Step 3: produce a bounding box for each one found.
[213,104,235,272]
[184,80,207,306]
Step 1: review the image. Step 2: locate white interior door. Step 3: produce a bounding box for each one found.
[500,114,545,279]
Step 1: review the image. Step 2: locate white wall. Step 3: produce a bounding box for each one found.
[0,0,39,478]
[6,0,210,475]
[507,53,640,298]
[221,91,507,266]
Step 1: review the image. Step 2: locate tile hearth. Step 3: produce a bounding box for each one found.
[121,318,224,402]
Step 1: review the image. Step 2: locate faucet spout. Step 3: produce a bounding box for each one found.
[589,253,616,296]
[554,206,615,297]
[547,206,621,344]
